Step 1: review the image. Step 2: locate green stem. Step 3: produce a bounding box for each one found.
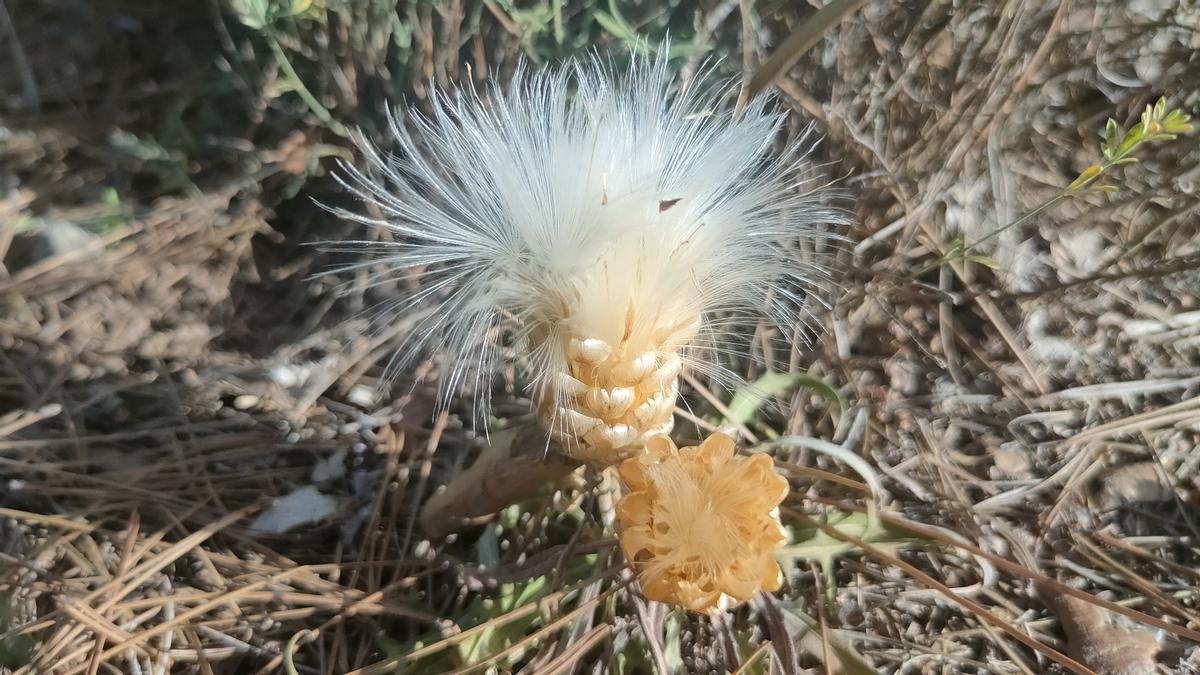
[910,182,1080,280]
[965,191,1070,252]
[552,0,564,45]
[267,34,349,139]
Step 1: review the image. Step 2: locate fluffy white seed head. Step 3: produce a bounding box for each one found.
[330,51,843,442]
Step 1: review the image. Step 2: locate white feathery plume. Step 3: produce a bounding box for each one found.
[329,51,843,465]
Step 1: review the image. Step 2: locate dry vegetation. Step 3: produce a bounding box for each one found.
[2,0,1199,673]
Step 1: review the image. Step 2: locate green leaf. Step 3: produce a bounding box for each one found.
[664,612,684,672]
[666,39,712,60]
[0,597,34,669]
[594,11,637,43]
[1120,125,1144,155]
[725,372,844,429]
[510,4,555,38]
[962,254,1002,270]
[227,0,312,29]
[595,0,656,53]
[477,523,500,568]
[1104,118,1121,155]
[778,603,879,675]
[1162,110,1194,134]
[779,511,915,572]
[228,0,271,28]
[499,503,523,530]
[551,0,563,45]
[614,607,681,675]
[392,17,412,52]
[732,625,768,675]
[1066,164,1102,191]
[508,576,547,610]
[456,578,547,666]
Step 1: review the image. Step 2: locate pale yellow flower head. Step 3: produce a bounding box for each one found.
[616,432,789,612]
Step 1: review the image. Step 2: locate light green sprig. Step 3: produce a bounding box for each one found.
[1067,97,1194,193]
[916,98,1194,278]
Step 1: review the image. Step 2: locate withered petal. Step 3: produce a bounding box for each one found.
[615,431,790,614]
[643,434,676,460]
[618,458,651,492]
[696,431,736,463]
[615,492,654,526]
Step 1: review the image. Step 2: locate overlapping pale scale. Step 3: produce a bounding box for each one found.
[533,310,695,465]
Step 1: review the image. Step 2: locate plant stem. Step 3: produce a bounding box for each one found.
[746,0,868,99]
[418,425,582,539]
[965,191,1070,252]
[267,34,350,139]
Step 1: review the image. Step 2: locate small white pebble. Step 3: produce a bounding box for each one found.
[268,364,312,388]
[347,385,377,408]
[233,395,259,410]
